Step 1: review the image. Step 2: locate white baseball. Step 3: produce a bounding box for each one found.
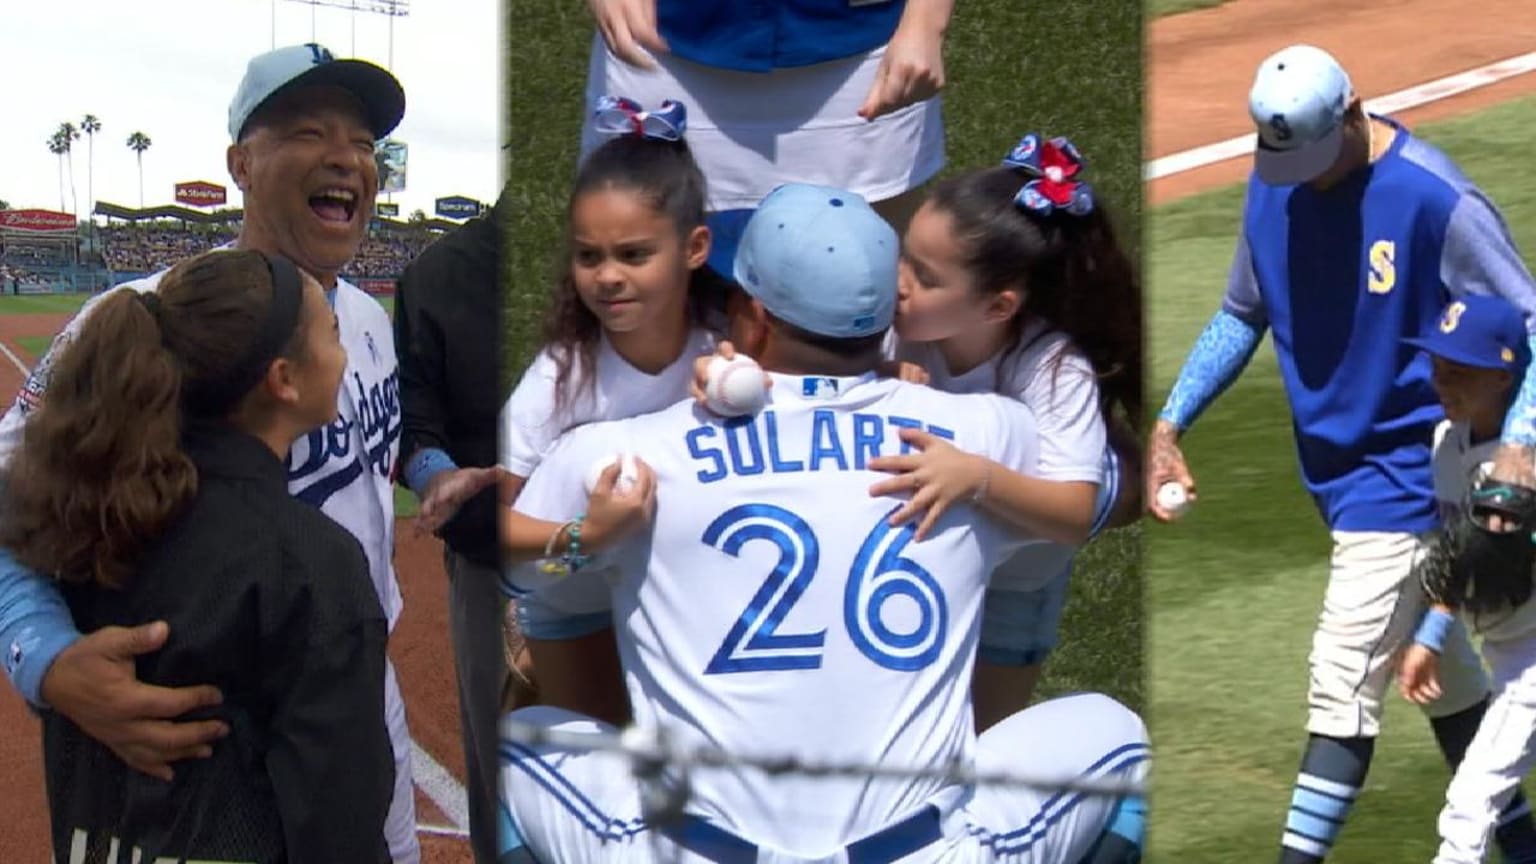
[704,354,767,417]
[583,453,639,496]
[1156,481,1190,518]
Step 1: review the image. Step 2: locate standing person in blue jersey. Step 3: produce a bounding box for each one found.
[1145,43,1536,863]
[579,0,952,273]
[0,44,422,863]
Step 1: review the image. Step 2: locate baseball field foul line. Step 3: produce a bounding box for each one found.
[412,739,471,837]
[1145,50,1536,180]
[0,340,29,378]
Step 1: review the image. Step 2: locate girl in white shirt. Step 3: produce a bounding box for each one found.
[870,134,1144,731]
[498,98,728,723]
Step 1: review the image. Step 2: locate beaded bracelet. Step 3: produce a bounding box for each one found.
[537,515,591,578]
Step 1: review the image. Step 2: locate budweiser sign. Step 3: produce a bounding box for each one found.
[0,209,76,232]
[174,181,227,207]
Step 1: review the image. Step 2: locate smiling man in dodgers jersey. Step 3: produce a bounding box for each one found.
[0,44,418,862]
[498,184,1149,863]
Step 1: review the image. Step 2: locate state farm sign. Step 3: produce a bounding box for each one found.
[0,209,76,232]
[174,181,227,208]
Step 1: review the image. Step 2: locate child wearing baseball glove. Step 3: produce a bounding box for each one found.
[1397,293,1536,864]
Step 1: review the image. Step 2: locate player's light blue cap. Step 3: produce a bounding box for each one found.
[733,184,898,339]
[1404,294,1532,373]
[1249,44,1354,186]
[228,43,405,142]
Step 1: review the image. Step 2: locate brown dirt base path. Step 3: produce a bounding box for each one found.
[1149,0,1536,205]
[0,313,472,862]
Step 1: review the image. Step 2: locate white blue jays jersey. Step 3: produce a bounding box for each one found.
[506,371,1041,855]
[0,267,404,628]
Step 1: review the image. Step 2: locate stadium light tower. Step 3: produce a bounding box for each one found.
[278,0,409,67]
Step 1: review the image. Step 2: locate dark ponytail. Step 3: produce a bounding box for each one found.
[926,165,1143,429]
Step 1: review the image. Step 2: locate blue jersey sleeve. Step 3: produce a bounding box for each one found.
[1440,191,1536,446]
[0,547,80,707]
[1158,310,1266,432]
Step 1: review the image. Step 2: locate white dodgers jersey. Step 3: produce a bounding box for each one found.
[0,269,404,628]
[509,371,1041,858]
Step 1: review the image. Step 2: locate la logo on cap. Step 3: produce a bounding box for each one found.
[1440,301,1466,333]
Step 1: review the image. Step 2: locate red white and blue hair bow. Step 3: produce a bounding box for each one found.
[591,95,687,142]
[1002,134,1094,217]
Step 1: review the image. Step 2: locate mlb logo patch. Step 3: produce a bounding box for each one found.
[365,331,379,364]
[803,377,839,399]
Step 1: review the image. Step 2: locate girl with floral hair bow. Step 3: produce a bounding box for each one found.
[868,132,1144,734]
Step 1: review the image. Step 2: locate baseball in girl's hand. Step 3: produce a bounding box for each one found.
[704,354,768,417]
[584,453,639,496]
[1156,481,1190,518]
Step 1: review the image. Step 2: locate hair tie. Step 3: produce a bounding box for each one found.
[135,290,163,320]
[591,95,687,142]
[1002,133,1095,218]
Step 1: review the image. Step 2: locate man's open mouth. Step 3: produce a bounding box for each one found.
[309,187,358,223]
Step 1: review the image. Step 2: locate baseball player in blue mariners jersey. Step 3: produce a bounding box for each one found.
[1147,44,1536,863]
[0,44,418,863]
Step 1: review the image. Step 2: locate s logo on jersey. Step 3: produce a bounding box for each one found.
[1440,301,1467,333]
[1368,240,1396,295]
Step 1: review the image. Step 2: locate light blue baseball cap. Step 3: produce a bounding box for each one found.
[733,184,898,339]
[1249,44,1354,186]
[228,43,405,142]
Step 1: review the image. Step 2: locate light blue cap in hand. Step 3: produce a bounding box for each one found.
[228,43,405,142]
[733,184,898,340]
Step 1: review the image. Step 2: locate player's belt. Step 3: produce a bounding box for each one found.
[660,803,943,863]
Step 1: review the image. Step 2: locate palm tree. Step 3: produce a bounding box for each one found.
[56,122,80,216]
[0,200,9,211]
[47,132,68,211]
[126,131,152,208]
[81,114,101,221]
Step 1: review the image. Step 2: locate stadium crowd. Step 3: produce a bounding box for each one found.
[97,225,431,278]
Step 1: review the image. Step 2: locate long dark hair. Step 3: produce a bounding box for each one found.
[926,165,1143,429]
[0,250,308,589]
[542,133,729,417]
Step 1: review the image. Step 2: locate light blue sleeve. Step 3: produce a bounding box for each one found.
[1440,191,1536,447]
[1157,310,1266,432]
[0,547,80,706]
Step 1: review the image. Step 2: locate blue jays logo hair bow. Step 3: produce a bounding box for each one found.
[591,95,687,142]
[1002,134,1094,217]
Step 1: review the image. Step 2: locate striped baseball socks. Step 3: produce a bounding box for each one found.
[1429,698,1536,860]
[1278,735,1372,863]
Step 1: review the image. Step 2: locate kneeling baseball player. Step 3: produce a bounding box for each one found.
[498,184,1149,863]
[1399,294,1536,864]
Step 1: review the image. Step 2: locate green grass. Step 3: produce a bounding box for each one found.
[0,294,93,315]
[1147,95,1536,862]
[1147,0,1232,17]
[504,0,1145,712]
[14,336,53,360]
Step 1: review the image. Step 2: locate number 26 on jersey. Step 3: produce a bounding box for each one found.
[702,503,947,676]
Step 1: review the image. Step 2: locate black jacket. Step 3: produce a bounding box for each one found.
[394,188,505,568]
[44,424,393,864]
